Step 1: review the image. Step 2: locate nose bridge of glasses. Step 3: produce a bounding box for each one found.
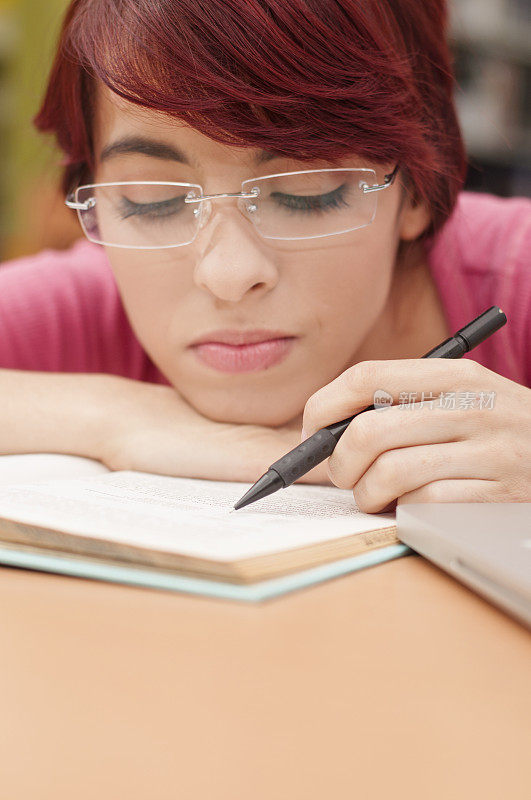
[186,187,261,229]
[184,187,260,203]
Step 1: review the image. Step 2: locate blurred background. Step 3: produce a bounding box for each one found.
[0,0,530,262]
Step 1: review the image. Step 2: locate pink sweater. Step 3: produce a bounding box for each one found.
[1,191,530,387]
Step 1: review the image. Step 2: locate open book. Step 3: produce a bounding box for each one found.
[0,454,406,599]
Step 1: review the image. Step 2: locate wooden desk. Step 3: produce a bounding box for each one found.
[1,555,530,799]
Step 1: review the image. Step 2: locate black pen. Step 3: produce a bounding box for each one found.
[233,305,507,511]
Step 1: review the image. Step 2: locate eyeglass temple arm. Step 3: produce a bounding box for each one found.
[65,193,96,211]
[361,164,399,194]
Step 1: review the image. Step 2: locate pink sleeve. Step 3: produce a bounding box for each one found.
[427,193,531,388]
[0,239,150,378]
[510,205,531,387]
[462,194,531,388]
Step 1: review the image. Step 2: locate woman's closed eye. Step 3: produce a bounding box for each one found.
[270,184,350,215]
[118,194,186,221]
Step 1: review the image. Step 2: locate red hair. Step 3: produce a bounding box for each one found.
[34,0,467,238]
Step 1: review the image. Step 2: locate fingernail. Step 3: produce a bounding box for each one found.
[300,428,309,443]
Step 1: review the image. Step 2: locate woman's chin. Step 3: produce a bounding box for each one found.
[187,397,302,428]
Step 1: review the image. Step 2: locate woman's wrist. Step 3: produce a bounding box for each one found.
[0,369,131,460]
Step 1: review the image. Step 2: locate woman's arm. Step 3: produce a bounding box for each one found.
[0,369,120,460]
[0,369,333,486]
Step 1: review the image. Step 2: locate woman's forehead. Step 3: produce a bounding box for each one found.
[94,82,369,172]
[96,84,273,167]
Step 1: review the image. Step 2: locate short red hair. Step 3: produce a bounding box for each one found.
[35,0,466,238]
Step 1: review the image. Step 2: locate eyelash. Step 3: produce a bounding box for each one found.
[118,195,185,220]
[271,185,350,214]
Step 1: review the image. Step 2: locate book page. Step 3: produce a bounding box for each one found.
[0,470,395,561]
[0,454,110,486]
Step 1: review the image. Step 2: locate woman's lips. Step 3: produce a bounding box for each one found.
[191,337,295,372]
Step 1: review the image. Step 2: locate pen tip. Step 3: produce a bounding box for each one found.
[233,470,284,511]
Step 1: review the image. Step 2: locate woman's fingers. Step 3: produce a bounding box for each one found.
[302,358,491,437]
[325,402,494,490]
[397,479,509,504]
[348,440,501,512]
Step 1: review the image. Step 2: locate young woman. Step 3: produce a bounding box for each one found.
[0,0,529,508]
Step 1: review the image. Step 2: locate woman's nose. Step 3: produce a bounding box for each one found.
[192,212,280,303]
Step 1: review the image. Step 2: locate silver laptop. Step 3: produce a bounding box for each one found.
[396,503,531,628]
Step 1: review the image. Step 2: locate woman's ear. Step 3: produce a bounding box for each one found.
[396,181,432,242]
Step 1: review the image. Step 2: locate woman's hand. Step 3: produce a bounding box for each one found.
[97,377,332,485]
[301,359,531,510]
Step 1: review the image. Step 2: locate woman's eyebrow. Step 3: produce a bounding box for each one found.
[256,150,281,164]
[99,136,193,164]
[99,135,279,166]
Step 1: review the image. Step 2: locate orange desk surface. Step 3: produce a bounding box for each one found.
[1,555,530,799]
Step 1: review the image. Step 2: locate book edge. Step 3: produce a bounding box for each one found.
[0,515,397,583]
[0,540,412,601]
